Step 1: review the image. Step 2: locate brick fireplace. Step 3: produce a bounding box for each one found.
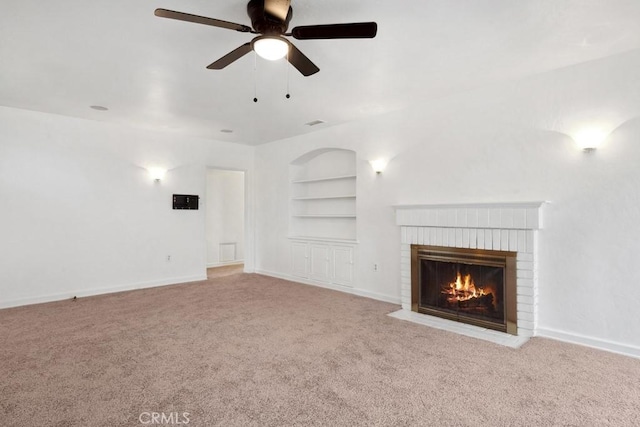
[390,202,544,347]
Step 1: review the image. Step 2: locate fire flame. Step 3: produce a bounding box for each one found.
[442,272,495,306]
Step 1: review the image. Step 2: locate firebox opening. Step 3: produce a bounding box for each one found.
[411,245,517,335]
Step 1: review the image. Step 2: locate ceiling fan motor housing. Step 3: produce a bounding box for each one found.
[247,0,292,35]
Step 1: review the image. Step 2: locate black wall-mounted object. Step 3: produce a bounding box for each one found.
[173,194,199,210]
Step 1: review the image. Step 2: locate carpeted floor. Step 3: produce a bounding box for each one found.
[1,273,639,426]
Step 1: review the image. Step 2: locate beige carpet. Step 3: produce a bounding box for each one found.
[1,273,639,426]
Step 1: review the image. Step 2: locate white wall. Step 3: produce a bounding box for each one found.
[0,106,254,307]
[254,49,640,353]
[205,169,245,266]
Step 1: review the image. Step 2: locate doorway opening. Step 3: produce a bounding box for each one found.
[206,169,245,276]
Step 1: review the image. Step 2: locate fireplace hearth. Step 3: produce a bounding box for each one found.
[411,245,517,335]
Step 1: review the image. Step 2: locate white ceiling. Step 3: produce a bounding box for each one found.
[2,0,640,145]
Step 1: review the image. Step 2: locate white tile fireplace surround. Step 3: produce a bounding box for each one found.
[390,202,544,348]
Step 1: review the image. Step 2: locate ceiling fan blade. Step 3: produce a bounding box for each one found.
[264,0,291,22]
[291,22,378,40]
[285,41,319,77]
[206,43,253,70]
[154,8,253,33]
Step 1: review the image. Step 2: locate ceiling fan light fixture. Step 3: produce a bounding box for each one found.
[252,36,289,61]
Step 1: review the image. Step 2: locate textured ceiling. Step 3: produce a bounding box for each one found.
[1,0,640,145]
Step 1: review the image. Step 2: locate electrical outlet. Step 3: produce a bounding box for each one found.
[373,263,379,272]
[167,255,171,262]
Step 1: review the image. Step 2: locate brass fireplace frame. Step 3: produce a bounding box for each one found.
[411,245,518,335]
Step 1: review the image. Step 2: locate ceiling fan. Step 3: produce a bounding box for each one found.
[155,0,377,76]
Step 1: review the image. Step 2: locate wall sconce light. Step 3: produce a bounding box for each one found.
[370,159,388,174]
[573,128,608,153]
[148,167,167,182]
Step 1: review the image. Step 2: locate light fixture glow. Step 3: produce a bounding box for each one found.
[148,167,167,182]
[253,37,288,61]
[573,128,608,152]
[370,159,388,174]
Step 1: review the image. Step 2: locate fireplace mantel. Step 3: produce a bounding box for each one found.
[394,202,545,229]
[391,202,545,347]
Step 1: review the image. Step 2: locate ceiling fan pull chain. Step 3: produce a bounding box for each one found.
[253,52,258,103]
[285,48,291,99]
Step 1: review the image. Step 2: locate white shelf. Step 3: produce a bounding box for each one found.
[292,174,356,184]
[292,195,356,201]
[290,149,357,242]
[293,214,356,218]
[288,236,359,244]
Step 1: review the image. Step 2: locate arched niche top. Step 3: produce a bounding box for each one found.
[290,148,356,166]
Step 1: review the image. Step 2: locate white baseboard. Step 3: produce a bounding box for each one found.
[255,269,352,293]
[207,260,244,268]
[351,287,401,304]
[252,269,289,281]
[254,269,401,305]
[536,327,640,360]
[0,274,207,310]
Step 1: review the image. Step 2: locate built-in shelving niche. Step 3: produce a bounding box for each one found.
[289,148,357,242]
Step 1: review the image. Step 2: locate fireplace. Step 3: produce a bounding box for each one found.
[411,245,517,335]
[394,202,543,344]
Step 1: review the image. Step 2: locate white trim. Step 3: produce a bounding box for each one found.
[292,195,356,201]
[0,275,207,310]
[352,287,401,304]
[256,269,352,293]
[254,269,290,280]
[288,236,359,244]
[207,260,244,268]
[291,174,357,184]
[537,327,640,360]
[292,214,357,218]
[394,201,546,210]
[255,269,400,305]
[394,202,545,230]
